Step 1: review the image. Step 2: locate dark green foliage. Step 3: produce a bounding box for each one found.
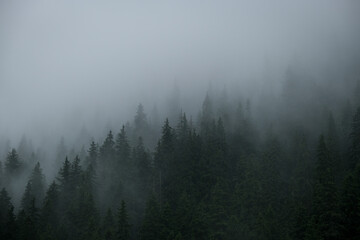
[2,94,360,240]
[133,137,151,196]
[0,188,13,239]
[0,161,3,188]
[117,200,130,240]
[87,141,98,168]
[5,149,21,176]
[207,180,230,240]
[306,135,341,240]
[339,164,360,239]
[21,181,34,213]
[4,205,17,240]
[57,157,71,191]
[140,196,163,240]
[349,107,360,168]
[154,118,175,204]
[103,209,116,240]
[57,157,72,209]
[100,131,115,160]
[116,126,131,163]
[29,162,46,207]
[18,198,40,240]
[134,104,148,133]
[41,181,59,231]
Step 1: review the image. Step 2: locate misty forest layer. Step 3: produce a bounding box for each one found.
[0,71,360,240]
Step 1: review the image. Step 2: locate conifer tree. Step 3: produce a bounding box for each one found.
[0,161,3,188]
[41,181,59,232]
[117,200,130,240]
[116,126,131,163]
[307,135,340,240]
[339,164,360,239]
[154,119,175,204]
[140,196,163,240]
[100,131,115,160]
[87,141,98,168]
[21,181,34,214]
[349,107,360,169]
[0,188,13,239]
[200,93,213,134]
[5,149,21,176]
[29,162,46,207]
[70,155,82,188]
[134,104,148,133]
[103,208,115,240]
[133,137,151,195]
[3,205,16,240]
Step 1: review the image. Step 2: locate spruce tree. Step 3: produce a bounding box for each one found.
[3,205,17,240]
[133,137,151,195]
[116,126,131,163]
[100,131,116,162]
[41,181,60,231]
[339,164,360,239]
[103,208,115,240]
[21,180,34,213]
[117,200,130,240]
[307,135,340,240]
[5,149,21,176]
[29,162,46,207]
[0,188,13,239]
[154,119,175,205]
[140,195,163,240]
[349,107,360,169]
[87,141,98,168]
[134,104,148,133]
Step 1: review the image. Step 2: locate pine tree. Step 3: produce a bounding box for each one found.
[21,181,34,214]
[0,161,3,188]
[306,135,340,240]
[140,195,163,240]
[0,188,13,239]
[103,208,115,240]
[349,107,360,169]
[70,155,83,188]
[5,149,21,176]
[339,164,360,239]
[117,200,130,240]
[58,157,71,190]
[29,162,46,207]
[41,181,60,232]
[116,126,131,163]
[154,119,175,205]
[3,205,17,240]
[57,157,72,221]
[87,141,98,168]
[17,199,39,240]
[134,104,148,134]
[133,137,151,195]
[200,93,213,135]
[208,180,230,240]
[100,131,115,161]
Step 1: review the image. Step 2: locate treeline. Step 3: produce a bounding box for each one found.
[0,80,360,239]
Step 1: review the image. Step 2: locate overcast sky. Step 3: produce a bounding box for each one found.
[0,0,359,145]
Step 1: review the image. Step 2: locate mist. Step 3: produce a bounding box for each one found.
[1,0,358,143]
[0,1,360,239]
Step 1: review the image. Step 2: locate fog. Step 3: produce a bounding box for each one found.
[0,0,359,195]
[0,0,358,145]
[1,1,360,238]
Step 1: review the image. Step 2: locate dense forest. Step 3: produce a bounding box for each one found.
[1,1,360,239]
[0,70,360,240]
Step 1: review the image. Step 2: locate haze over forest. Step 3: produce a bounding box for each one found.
[0,1,360,240]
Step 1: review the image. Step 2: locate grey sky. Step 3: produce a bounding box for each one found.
[0,0,359,145]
